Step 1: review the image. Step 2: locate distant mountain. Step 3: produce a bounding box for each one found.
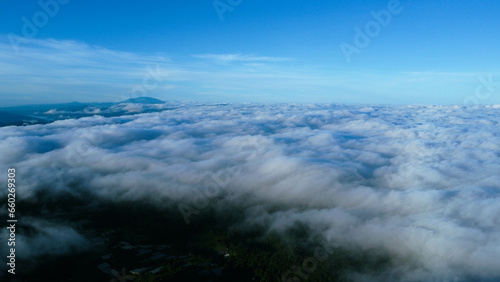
[0,111,51,127]
[0,97,171,127]
[120,97,165,104]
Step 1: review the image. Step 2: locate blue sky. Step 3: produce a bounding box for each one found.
[1,0,499,105]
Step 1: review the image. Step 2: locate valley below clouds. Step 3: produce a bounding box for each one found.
[1,103,500,281]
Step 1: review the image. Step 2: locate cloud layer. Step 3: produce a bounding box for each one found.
[1,103,500,280]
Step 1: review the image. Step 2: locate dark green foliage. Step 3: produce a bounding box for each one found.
[16,192,393,281]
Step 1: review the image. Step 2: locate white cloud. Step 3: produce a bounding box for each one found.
[1,103,500,280]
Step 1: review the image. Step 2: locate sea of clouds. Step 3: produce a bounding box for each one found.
[1,103,500,281]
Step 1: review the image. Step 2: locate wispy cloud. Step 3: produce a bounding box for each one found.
[0,35,496,106]
[192,53,291,63]
[0,35,172,105]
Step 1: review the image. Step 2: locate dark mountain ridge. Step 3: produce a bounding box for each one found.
[0,97,167,127]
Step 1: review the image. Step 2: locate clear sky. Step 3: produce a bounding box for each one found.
[1,0,499,106]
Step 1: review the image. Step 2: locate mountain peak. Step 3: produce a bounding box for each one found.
[120,97,165,104]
